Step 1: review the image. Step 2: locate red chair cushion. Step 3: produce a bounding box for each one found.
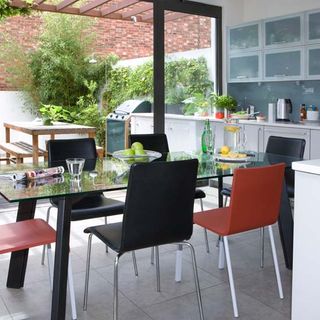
[194,207,230,236]
[0,219,56,254]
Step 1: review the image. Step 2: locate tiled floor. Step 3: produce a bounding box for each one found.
[0,187,292,320]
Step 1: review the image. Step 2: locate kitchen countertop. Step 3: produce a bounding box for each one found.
[131,113,320,130]
[292,159,320,175]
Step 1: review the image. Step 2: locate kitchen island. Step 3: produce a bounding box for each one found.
[292,159,320,319]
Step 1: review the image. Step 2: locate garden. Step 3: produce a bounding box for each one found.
[1,13,236,149]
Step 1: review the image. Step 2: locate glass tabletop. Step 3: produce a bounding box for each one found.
[0,152,298,203]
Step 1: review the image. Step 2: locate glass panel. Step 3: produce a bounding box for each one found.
[106,3,154,152]
[230,55,259,80]
[164,11,214,152]
[309,48,320,76]
[265,16,301,46]
[265,51,300,77]
[229,24,259,50]
[309,12,320,41]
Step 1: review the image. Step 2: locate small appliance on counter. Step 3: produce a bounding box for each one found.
[276,98,292,122]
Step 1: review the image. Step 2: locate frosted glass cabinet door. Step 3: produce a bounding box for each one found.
[264,15,302,48]
[264,49,302,80]
[228,23,260,52]
[306,46,320,79]
[307,11,320,44]
[229,53,261,82]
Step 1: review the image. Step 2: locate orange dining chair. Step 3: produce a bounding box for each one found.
[0,219,77,320]
[194,163,285,318]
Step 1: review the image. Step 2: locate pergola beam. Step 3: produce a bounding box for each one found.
[57,0,79,11]
[101,0,139,16]
[121,2,152,18]
[79,0,111,14]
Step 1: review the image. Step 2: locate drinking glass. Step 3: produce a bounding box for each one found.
[66,158,85,181]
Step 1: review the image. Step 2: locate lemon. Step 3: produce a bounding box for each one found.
[220,146,230,155]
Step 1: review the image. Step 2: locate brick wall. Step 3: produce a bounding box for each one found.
[0,14,210,90]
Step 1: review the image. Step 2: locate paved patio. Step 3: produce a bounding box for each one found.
[0,187,291,320]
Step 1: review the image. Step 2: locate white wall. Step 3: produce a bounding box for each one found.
[0,92,35,144]
[242,0,320,23]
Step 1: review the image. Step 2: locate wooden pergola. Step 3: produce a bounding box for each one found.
[10,0,190,23]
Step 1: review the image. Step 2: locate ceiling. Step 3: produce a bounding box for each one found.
[10,0,190,23]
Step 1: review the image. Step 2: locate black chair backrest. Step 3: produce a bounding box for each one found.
[129,133,170,153]
[120,159,198,253]
[266,136,305,158]
[265,136,305,197]
[47,138,97,171]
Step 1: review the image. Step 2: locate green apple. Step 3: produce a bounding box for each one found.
[122,148,135,156]
[131,142,144,151]
[134,148,146,156]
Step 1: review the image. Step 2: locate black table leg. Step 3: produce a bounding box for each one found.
[7,200,37,288]
[277,179,293,270]
[218,176,223,208]
[51,197,72,320]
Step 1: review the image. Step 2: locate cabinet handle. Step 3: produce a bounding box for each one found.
[265,129,308,136]
[258,127,262,152]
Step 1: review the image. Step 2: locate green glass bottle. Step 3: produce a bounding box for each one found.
[201,119,214,153]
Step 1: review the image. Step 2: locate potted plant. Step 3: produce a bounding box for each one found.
[210,93,237,119]
[182,92,210,116]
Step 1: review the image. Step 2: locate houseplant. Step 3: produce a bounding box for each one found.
[210,93,237,119]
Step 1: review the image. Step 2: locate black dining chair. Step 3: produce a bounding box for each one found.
[129,133,210,253]
[82,159,204,320]
[220,135,305,267]
[41,138,138,276]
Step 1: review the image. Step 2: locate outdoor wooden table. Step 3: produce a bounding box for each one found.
[4,121,96,165]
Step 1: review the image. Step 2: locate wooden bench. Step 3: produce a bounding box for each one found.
[0,141,48,164]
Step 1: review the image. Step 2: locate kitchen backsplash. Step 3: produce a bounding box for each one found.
[228,80,320,122]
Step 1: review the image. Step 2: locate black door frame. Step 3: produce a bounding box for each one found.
[150,0,222,133]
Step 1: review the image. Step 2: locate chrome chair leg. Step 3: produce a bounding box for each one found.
[113,255,120,320]
[41,205,53,265]
[223,236,239,318]
[260,227,265,268]
[183,241,204,320]
[200,198,210,253]
[268,225,284,299]
[155,246,160,292]
[150,246,155,265]
[47,243,53,291]
[105,216,109,253]
[83,233,93,311]
[132,251,138,277]
[68,256,78,320]
[175,244,183,282]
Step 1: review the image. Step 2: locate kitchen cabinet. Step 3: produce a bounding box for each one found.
[243,124,264,152]
[310,130,320,159]
[228,22,261,52]
[228,52,261,82]
[165,118,202,152]
[264,14,303,48]
[305,45,320,79]
[306,10,320,44]
[130,116,153,134]
[263,126,310,159]
[264,48,303,81]
[212,121,225,149]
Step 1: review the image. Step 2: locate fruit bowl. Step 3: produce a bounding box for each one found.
[112,150,162,160]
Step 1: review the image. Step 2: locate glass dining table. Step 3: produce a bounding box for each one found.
[0,151,296,320]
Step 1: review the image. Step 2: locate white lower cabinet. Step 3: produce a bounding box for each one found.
[130,116,153,134]
[264,126,310,159]
[165,118,203,152]
[212,122,225,149]
[243,124,264,152]
[310,130,320,159]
